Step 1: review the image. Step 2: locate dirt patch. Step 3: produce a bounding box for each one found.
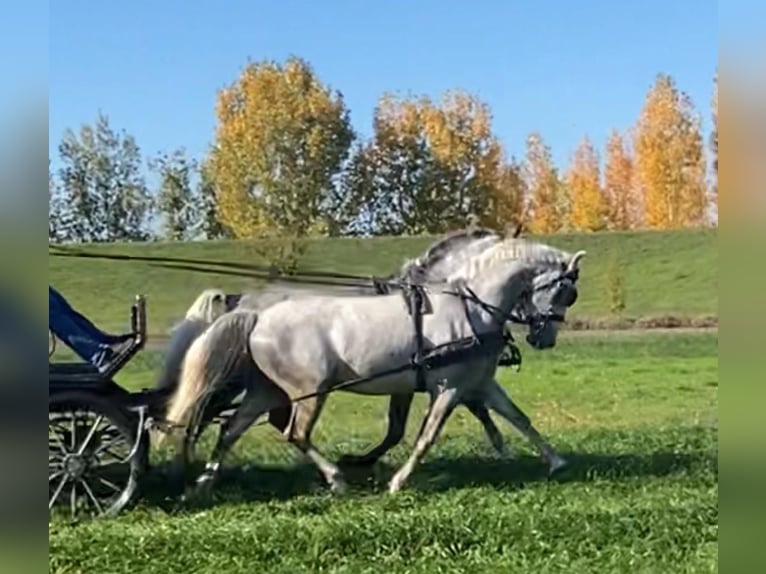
[564,314,718,331]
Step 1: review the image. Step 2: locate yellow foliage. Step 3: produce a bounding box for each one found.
[351,90,508,234]
[634,73,708,229]
[604,129,641,229]
[488,159,527,231]
[209,56,354,239]
[525,132,562,234]
[566,136,607,232]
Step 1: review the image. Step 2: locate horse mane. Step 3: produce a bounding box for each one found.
[399,227,503,280]
[447,237,572,283]
[184,288,226,323]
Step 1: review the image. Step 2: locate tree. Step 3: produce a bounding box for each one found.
[56,112,154,242]
[604,129,640,229]
[209,56,355,239]
[336,97,435,235]
[49,167,62,241]
[634,73,708,229]
[196,157,231,240]
[524,132,563,234]
[340,91,508,235]
[566,136,607,231]
[420,91,506,229]
[149,148,199,240]
[487,158,527,231]
[710,71,718,219]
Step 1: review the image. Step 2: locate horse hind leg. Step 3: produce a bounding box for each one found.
[190,383,285,498]
[462,398,514,459]
[285,394,347,494]
[339,393,414,467]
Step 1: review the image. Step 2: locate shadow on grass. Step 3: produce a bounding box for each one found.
[136,448,716,514]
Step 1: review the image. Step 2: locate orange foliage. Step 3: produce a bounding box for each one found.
[604,129,640,229]
[210,56,354,238]
[345,90,508,234]
[634,73,708,229]
[524,132,563,234]
[566,136,607,231]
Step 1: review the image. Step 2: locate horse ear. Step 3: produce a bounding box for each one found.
[568,250,586,272]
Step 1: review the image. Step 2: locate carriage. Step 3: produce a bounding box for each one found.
[48,295,165,520]
[49,228,582,520]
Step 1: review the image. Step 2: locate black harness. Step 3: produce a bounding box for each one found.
[399,268,580,392]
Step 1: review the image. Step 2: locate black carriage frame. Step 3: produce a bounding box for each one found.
[49,295,168,520]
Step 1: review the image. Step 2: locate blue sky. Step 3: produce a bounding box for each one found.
[48,0,719,176]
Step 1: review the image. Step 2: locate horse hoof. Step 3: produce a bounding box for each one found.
[549,456,568,476]
[388,475,406,494]
[330,480,348,496]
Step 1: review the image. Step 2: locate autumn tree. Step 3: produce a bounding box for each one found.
[209,56,355,239]
[524,132,564,234]
[149,148,199,241]
[710,71,718,216]
[634,73,708,229]
[566,136,607,231]
[338,91,507,235]
[420,91,506,229]
[604,129,640,229]
[55,112,154,242]
[488,158,527,231]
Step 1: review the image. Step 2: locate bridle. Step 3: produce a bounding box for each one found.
[447,267,579,331]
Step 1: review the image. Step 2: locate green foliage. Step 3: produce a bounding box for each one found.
[148,148,199,241]
[196,158,232,240]
[245,230,309,276]
[50,332,718,573]
[607,249,626,315]
[53,112,154,242]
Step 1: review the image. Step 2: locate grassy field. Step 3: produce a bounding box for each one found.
[48,228,717,335]
[49,331,718,573]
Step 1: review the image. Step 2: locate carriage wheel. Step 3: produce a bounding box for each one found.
[49,391,148,521]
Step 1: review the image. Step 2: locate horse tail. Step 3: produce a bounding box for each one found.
[155,319,208,393]
[162,310,259,444]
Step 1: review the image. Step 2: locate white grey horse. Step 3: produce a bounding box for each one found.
[156,228,510,454]
[165,236,585,495]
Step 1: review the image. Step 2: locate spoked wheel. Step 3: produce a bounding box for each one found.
[49,391,148,521]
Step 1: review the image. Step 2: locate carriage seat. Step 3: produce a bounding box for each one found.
[49,295,147,382]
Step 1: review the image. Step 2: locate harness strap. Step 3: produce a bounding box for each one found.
[403,283,429,392]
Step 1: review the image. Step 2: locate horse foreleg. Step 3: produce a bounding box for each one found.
[339,393,414,466]
[388,386,459,493]
[286,394,347,494]
[483,380,567,474]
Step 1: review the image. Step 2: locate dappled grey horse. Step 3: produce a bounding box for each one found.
[156,228,511,451]
[166,236,586,495]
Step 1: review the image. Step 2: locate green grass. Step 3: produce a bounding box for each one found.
[49,331,718,573]
[48,228,718,335]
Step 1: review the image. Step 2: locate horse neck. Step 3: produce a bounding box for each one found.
[410,236,502,283]
[462,260,536,314]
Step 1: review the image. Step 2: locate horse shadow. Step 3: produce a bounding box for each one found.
[136,447,715,514]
